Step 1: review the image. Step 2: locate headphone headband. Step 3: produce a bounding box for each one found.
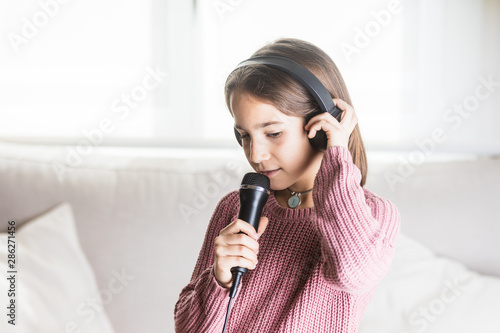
[235,56,339,117]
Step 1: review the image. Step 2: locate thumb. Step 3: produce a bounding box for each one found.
[256,216,269,239]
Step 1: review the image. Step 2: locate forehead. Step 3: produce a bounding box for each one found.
[231,92,288,128]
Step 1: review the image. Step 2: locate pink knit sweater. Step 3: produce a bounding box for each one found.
[175,146,401,332]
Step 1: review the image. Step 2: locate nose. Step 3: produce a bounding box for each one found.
[248,138,270,164]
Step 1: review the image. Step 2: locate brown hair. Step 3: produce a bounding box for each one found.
[224,38,368,187]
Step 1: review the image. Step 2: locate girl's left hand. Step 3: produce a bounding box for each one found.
[304,98,358,150]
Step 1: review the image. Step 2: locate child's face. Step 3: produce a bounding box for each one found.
[231,92,324,192]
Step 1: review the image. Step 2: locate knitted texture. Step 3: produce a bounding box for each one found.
[175,146,401,332]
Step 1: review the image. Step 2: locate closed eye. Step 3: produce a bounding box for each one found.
[239,132,281,140]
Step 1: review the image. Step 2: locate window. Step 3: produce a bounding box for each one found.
[1,0,498,154]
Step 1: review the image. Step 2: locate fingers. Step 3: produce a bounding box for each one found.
[216,231,259,256]
[332,98,358,125]
[214,239,258,267]
[213,217,268,288]
[213,254,256,289]
[304,98,358,149]
[304,98,354,128]
[306,118,337,139]
[219,218,258,240]
[304,112,341,139]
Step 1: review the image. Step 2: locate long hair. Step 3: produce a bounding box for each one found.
[224,38,368,187]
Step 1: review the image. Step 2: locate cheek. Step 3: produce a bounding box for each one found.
[289,133,318,163]
[285,129,310,149]
[274,133,310,159]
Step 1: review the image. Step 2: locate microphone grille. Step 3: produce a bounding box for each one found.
[241,172,270,191]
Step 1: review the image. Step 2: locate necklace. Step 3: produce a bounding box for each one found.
[286,187,313,209]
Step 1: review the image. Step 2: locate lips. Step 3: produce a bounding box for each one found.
[258,169,280,178]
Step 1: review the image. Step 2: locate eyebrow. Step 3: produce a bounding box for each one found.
[234,121,284,131]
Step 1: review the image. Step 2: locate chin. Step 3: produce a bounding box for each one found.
[269,178,292,192]
[269,183,285,192]
[271,186,287,192]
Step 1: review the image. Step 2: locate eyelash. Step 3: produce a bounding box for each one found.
[240,132,282,140]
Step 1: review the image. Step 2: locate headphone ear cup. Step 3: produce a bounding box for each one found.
[234,127,243,146]
[308,129,328,151]
[306,109,328,151]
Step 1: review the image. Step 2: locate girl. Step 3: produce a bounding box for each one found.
[175,38,400,332]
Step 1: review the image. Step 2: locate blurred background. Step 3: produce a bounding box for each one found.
[1,0,499,155]
[1,1,500,332]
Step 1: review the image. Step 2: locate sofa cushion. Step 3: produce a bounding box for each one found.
[0,202,115,333]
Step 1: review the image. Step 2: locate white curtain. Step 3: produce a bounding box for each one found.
[197,0,500,154]
[0,0,498,155]
[398,0,500,155]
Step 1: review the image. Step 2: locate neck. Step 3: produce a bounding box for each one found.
[273,149,323,210]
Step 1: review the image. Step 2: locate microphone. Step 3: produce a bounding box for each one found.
[222,172,270,333]
[229,172,270,297]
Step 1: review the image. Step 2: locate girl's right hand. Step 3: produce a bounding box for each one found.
[213,217,269,289]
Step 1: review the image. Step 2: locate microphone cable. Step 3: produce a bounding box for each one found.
[222,271,244,333]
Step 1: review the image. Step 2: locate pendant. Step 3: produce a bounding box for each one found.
[288,194,301,208]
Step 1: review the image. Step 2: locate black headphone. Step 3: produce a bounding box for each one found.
[231,56,343,151]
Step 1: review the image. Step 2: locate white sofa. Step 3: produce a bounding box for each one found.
[0,141,499,333]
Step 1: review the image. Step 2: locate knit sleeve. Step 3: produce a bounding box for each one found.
[312,146,401,295]
[174,191,239,333]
